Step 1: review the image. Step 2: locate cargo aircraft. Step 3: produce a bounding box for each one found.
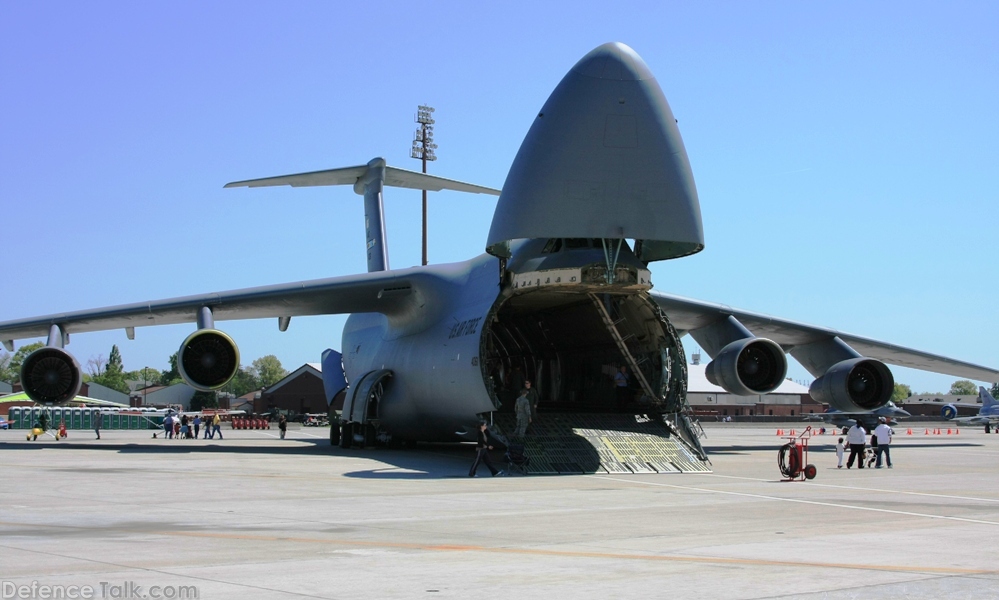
[2,43,998,457]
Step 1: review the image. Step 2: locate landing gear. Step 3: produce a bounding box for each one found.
[339,422,352,448]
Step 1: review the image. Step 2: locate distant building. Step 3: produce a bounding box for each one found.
[0,381,11,395]
[82,382,130,405]
[130,383,197,410]
[255,363,327,415]
[685,363,815,418]
[898,394,980,417]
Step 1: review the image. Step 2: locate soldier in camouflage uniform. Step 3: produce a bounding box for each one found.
[514,389,532,437]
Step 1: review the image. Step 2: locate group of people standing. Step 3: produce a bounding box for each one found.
[836,417,894,469]
[162,413,223,440]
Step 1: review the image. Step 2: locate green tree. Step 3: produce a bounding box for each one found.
[949,379,977,396]
[8,342,45,384]
[226,366,260,398]
[891,383,912,403]
[160,353,182,386]
[0,351,13,383]
[251,355,287,388]
[124,367,162,386]
[89,345,130,394]
[189,390,219,411]
[991,383,999,399]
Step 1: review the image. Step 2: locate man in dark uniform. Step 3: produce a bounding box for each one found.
[524,380,540,421]
[469,421,504,477]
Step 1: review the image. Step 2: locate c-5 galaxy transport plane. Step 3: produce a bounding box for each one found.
[2,43,997,460]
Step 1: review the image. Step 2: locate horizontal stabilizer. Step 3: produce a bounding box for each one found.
[225,163,501,196]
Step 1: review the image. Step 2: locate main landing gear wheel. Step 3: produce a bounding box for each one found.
[339,423,352,449]
[804,464,817,480]
[330,422,341,446]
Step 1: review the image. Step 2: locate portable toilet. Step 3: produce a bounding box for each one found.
[10,407,22,429]
[71,408,82,429]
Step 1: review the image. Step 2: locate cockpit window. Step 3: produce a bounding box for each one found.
[541,238,564,253]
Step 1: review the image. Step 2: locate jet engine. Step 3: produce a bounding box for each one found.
[20,346,83,405]
[704,337,788,396]
[809,358,894,412]
[177,329,240,391]
[940,404,959,421]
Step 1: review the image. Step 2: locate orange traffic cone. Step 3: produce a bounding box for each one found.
[790,429,795,435]
[906,428,912,435]
[924,429,930,435]
[947,428,952,435]
[776,429,783,436]
[956,429,960,435]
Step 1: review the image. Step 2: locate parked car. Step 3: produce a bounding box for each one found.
[0,417,9,430]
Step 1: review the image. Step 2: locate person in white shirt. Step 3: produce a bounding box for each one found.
[845,420,867,469]
[836,437,845,468]
[873,417,894,468]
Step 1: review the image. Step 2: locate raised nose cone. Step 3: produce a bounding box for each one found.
[571,42,654,81]
[487,43,703,262]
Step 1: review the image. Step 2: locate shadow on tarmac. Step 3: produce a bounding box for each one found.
[1,438,484,478]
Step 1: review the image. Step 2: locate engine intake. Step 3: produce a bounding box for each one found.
[704,338,788,396]
[809,358,894,412]
[20,347,83,405]
[178,329,240,391]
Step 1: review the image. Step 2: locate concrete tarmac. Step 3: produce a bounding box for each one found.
[1,423,997,599]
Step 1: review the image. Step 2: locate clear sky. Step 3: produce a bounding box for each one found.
[1,2,996,394]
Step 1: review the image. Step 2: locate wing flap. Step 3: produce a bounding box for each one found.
[651,291,999,382]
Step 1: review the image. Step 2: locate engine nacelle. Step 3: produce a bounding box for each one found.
[704,338,788,396]
[177,329,240,391]
[941,404,958,420]
[20,347,83,405]
[809,358,894,412]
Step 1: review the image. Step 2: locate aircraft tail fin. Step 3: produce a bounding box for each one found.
[225,159,500,272]
[980,386,998,408]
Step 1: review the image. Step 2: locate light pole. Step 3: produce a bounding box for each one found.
[411,105,437,266]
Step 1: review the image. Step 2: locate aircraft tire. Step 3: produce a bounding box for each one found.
[804,464,817,480]
[339,423,352,449]
[330,422,341,446]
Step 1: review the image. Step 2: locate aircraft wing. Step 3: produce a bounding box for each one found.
[949,415,999,425]
[651,291,999,382]
[0,269,428,345]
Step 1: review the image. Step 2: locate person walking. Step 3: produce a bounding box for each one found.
[514,389,532,437]
[468,421,503,477]
[163,414,174,439]
[524,380,540,421]
[614,366,631,410]
[874,417,894,468]
[835,437,845,468]
[193,415,201,439]
[845,420,867,469]
[94,411,102,440]
[212,413,223,440]
[278,415,288,440]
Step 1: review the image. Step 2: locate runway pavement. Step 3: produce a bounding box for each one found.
[1,422,997,599]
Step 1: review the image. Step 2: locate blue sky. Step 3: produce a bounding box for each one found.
[1,2,996,393]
